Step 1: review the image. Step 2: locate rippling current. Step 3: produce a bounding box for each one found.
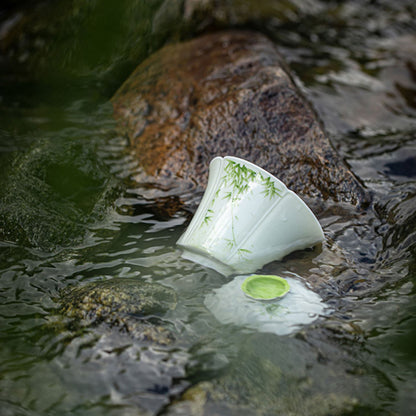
[0,1,415,415]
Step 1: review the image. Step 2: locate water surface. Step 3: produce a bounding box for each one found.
[0,1,415,415]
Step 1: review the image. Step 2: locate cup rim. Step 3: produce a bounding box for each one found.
[241,274,290,300]
[223,155,288,191]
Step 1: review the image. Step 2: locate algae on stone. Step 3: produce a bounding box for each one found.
[60,278,178,345]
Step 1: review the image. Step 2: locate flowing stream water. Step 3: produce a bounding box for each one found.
[0,1,416,415]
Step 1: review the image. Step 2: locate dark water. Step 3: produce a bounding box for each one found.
[1,1,416,415]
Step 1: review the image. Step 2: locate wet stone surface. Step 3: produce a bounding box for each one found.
[60,278,178,345]
[112,30,369,212]
[51,278,189,415]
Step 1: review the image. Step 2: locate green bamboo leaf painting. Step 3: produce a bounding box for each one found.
[201,159,282,257]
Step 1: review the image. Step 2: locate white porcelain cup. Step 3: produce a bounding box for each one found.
[177,156,324,276]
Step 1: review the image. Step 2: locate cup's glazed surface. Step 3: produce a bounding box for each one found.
[177,156,325,276]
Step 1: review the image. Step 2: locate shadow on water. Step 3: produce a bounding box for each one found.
[0,1,416,415]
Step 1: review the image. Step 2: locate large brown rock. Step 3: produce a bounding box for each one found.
[112,31,368,212]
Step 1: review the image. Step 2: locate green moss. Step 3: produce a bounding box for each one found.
[59,278,178,345]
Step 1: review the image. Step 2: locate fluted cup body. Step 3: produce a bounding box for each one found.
[177,156,324,276]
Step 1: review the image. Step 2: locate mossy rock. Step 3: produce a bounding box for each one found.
[60,278,178,345]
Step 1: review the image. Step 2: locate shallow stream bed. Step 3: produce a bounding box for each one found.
[1,1,416,415]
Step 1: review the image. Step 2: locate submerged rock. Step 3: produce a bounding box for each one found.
[112,30,368,213]
[165,382,359,416]
[0,138,115,250]
[56,278,188,413]
[60,278,177,345]
[163,332,383,416]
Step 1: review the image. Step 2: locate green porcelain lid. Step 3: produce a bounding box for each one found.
[241,275,290,300]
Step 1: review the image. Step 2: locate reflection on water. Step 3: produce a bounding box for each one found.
[205,274,329,336]
[0,1,416,415]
